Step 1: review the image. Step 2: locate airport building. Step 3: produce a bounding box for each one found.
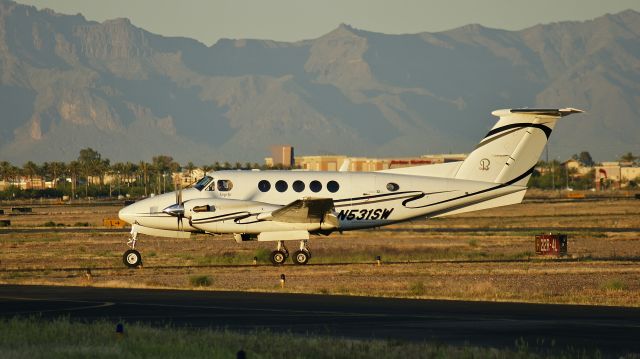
[267,145,295,168]
[265,146,467,172]
[172,168,206,187]
[560,159,593,176]
[595,161,640,190]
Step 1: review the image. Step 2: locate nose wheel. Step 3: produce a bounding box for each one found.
[123,249,142,268]
[123,225,142,268]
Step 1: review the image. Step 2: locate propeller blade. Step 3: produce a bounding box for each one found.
[174,182,184,235]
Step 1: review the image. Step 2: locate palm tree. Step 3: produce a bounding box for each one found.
[0,161,11,184]
[67,161,81,199]
[111,162,127,197]
[22,161,39,189]
[122,162,137,187]
[181,161,195,187]
[138,161,150,197]
[50,162,67,187]
[202,165,213,174]
[6,165,20,187]
[152,155,176,194]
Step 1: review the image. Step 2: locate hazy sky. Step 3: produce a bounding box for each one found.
[15,0,640,46]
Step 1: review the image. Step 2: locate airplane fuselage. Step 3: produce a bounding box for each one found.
[117,107,582,267]
[119,169,526,235]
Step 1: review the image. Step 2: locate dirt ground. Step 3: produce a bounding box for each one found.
[1,198,639,307]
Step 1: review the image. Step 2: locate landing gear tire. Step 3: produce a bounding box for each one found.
[123,249,142,268]
[270,250,287,265]
[293,250,310,265]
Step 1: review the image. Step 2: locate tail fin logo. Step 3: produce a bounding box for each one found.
[479,158,490,171]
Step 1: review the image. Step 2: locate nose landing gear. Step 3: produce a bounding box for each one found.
[123,225,142,268]
[123,249,142,268]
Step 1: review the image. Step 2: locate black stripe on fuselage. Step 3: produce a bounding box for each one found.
[335,192,421,208]
[190,211,251,224]
[402,166,535,209]
[484,123,552,140]
[333,191,420,203]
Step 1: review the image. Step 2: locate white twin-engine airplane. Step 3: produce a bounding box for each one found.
[118,108,582,267]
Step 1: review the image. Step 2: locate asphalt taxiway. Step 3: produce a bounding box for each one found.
[1,285,639,355]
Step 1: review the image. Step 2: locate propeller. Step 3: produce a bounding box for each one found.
[163,182,185,232]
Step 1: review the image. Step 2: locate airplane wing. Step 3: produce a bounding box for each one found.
[269,197,335,224]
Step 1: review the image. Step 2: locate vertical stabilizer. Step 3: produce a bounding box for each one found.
[454,108,583,185]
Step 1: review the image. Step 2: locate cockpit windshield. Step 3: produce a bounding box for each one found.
[193,176,213,191]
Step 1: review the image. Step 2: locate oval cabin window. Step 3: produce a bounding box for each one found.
[327,180,340,193]
[217,180,233,191]
[292,180,305,192]
[386,182,400,192]
[258,180,271,192]
[309,180,322,193]
[275,180,288,192]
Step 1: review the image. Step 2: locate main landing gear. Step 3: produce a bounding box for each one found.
[123,226,142,268]
[270,240,311,265]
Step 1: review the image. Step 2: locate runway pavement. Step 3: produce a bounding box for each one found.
[1,285,639,355]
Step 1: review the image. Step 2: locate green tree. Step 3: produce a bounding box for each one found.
[620,152,637,164]
[78,148,103,197]
[577,151,594,167]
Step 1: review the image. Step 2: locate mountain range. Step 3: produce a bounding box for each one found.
[0,0,639,164]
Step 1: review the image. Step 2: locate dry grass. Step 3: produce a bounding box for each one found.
[1,198,640,307]
[1,316,570,359]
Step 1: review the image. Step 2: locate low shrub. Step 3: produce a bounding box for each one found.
[189,275,212,287]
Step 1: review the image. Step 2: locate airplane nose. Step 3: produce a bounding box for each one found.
[118,206,135,224]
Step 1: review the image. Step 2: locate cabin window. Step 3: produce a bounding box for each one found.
[292,180,305,192]
[258,180,271,192]
[327,180,340,193]
[193,176,213,191]
[309,180,322,193]
[193,205,215,213]
[275,180,288,192]
[386,182,400,192]
[217,179,233,192]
